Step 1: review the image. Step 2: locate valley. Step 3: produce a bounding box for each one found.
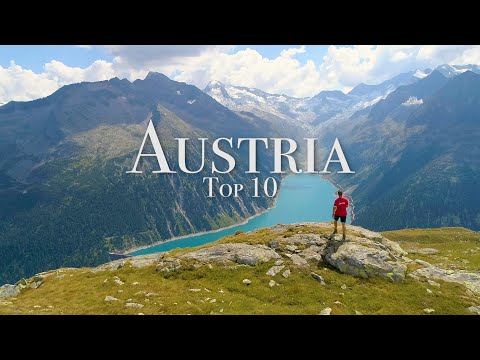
[0,63,479,286]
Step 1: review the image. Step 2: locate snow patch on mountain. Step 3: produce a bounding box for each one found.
[203,65,479,131]
[402,96,423,106]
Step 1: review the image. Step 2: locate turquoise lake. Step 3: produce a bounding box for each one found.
[131,174,348,255]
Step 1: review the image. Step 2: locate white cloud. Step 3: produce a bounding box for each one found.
[2,45,480,104]
[0,61,58,103]
[402,96,423,106]
[0,60,115,104]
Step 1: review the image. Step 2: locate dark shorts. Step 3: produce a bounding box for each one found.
[334,216,347,223]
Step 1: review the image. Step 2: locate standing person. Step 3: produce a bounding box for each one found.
[332,190,349,240]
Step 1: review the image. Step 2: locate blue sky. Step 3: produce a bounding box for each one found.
[0,45,112,72]
[0,45,329,72]
[0,45,478,104]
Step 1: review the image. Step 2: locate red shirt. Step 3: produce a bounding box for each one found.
[334,197,349,216]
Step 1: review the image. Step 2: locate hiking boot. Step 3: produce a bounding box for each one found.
[342,235,346,241]
[332,230,338,235]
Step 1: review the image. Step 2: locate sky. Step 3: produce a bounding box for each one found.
[1,45,480,104]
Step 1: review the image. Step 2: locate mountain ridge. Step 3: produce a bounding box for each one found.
[0,71,279,284]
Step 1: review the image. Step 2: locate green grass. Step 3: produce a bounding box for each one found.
[382,227,480,271]
[1,226,479,315]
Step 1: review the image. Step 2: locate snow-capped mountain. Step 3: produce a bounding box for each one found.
[204,73,415,129]
[348,71,417,99]
[204,80,316,126]
[203,65,480,130]
[435,64,480,78]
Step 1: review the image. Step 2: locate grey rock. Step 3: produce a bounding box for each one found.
[408,248,440,255]
[423,308,435,314]
[104,296,119,302]
[346,225,383,240]
[355,310,363,315]
[282,269,291,278]
[268,240,280,249]
[30,281,43,289]
[341,284,347,290]
[157,257,182,272]
[92,253,165,272]
[242,279,252,285]
[311,272,326,285]
[468,306,480,315]
[0,284,20,299]
[415,259,432,267]
[125,302,144,308]
[379,238,408,256]
[266,265,285,277]
[427,280,441,287]
[274,259,284,266]
[325,238,407,283]
[426,289,433,294]
[299,248,322,262]
[290,254,309,268]
[113,278,124,286]
[411,265,480,295]
[286,245,297,252]
[280,233,327,246]
[182,243,280,266]
[308,245,325,253]
[319,307,332,315]
[269,280,276,287]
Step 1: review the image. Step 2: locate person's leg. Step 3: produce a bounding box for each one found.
[333,219,338,234]
[341,219,346,239]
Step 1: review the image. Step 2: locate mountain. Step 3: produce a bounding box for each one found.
[348,70,418,99]
[434,64,480,78]
[1,223,479,314]
[204,80,315,126]
[0,72,279,284]
[203,65,480,232]
[204,70,422,129]
[325,70,480,231]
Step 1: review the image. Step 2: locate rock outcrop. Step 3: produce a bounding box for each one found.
[182,243,281,265]
[411,262,480,295]
[0,284,20,299]
[324,235,408,283]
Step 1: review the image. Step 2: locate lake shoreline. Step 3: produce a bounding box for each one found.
[124,175,287,255]
[124,173,355,255]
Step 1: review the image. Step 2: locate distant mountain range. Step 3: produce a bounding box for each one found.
[204,69,420,128]
[205,64,480,129]
[1,63,479,284]
[205,64,480,231]
[324,69,480,231]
